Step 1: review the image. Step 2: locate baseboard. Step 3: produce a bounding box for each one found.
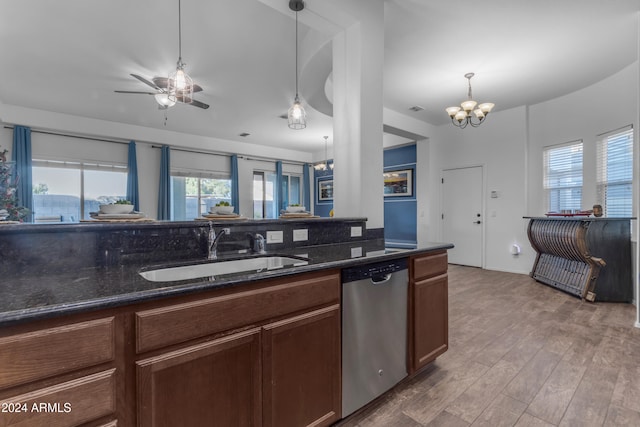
[635,321,640,329]
[483,267,531,276]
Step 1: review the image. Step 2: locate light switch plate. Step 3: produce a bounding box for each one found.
[266,230,284,244]
[293,229,308,242]
[351,226,362,237]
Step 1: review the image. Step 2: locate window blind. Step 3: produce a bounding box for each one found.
[596,126,633,217]
[543,140,583,212]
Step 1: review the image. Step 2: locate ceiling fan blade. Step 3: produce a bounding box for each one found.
[189,99,210,109]
[131,74,161,90]
[153,76,204,93]
[152,77,168,89]
[175,95,210,110]
[114,90,156,95]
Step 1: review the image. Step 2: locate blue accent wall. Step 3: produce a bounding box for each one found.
[313,144,417,248]
[313,167,333,217]
[384,144,417,248]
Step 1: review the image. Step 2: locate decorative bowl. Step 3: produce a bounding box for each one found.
[286,206,306,213]
[210,206,234,215]
[99,204,134,214]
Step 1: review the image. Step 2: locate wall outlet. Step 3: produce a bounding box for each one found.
[293,229,308,242]
[351,247,363,258]
[266,230,284,244]
[351,226,362,237]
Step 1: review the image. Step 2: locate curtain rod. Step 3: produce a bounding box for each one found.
[3,125,130,145]
[2,125,310,166]
[151,145,310,166]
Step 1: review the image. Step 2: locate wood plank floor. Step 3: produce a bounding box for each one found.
[336,265,640,427]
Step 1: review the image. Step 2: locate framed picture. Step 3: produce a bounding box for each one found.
[318,179,334,202]
[384,169,413,197]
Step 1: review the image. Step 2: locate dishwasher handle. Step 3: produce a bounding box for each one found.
[371,273,392,284]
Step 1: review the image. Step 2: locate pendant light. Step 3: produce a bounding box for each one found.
[287,0,306,130]
[314,136,332,171]
[167,0,193,105]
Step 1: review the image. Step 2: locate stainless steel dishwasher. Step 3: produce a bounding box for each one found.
[341,257,408,418]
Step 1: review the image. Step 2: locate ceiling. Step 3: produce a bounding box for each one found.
[0,0,638,155]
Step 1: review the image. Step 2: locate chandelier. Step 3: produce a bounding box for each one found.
[445,73,494,129]
[314,136,333,171]
[287,0,307,129]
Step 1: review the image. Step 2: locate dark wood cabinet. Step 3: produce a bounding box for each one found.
[262,305,341,427]
[136,328,262,427]
[135,270,341,427]
[0,317,119,427]
[409,251,448,373]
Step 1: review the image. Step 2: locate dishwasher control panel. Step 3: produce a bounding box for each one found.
[342,258,408,283]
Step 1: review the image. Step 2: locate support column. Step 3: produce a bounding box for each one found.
[331,1,384,228]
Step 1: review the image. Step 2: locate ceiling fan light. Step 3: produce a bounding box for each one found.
[478,103,495,114]
[155,93,177,107]
[446,106,461,118]
[461,100,477,113]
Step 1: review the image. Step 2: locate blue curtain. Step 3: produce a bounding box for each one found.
[157,145,171,220]
[12,126,33,222]
[303,163,311,210]
[126,141,140,211]
[230,154,239,214]
[275,161,284,212]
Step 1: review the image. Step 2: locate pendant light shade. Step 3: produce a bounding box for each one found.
[288,0,306,130]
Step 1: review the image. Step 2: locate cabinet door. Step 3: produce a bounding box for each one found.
[262,305,341,427]
[136,328,261,427]
[411,273,448,372]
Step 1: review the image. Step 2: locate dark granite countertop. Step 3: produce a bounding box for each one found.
[0,241,453,327]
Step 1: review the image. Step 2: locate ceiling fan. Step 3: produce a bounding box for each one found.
[115,73,209,110]
[115,0,209,110]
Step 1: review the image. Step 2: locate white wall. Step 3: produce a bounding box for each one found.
[424,105,532,274]
[420,61,639,282]
[527,62,639,215]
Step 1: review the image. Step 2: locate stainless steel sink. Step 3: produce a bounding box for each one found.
[139,255,309,282]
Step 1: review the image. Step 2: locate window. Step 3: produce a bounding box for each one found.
[543,141,583,212]
[252,172,302,219]
[32,160,127,222]
[253,171,276,219]
[597,126,633,217]
[171,174,231,221]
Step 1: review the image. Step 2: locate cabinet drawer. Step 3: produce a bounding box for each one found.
[0,369,116,427]
[136,271,340,353]
[0,317,115,389]
[412,252,447,280]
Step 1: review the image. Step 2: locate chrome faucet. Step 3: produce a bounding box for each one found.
[247,233,266,254]
[207,222,229,260]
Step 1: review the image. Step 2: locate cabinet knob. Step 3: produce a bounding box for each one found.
[473,221,481,224]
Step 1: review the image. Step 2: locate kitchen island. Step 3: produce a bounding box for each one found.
[0,219,452,426]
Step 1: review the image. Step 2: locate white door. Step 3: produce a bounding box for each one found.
[442,167,483,267]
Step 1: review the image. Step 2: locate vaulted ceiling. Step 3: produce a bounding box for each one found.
[0,0,638,153]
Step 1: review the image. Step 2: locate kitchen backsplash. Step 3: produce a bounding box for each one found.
[0,219,382,276]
